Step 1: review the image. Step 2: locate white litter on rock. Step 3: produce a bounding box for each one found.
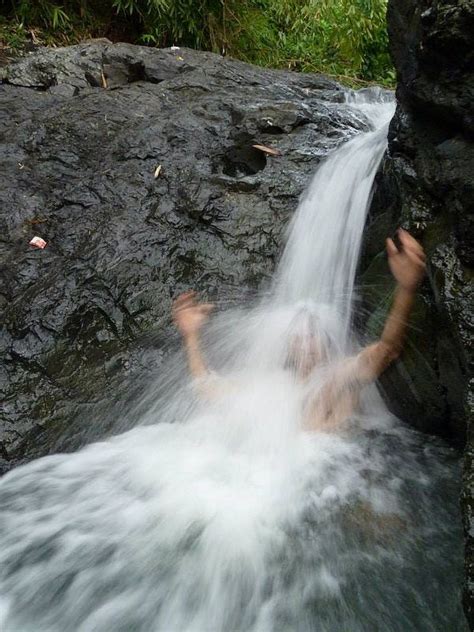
[29,236,47,249]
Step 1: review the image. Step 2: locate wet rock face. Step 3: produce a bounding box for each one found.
[0,44,368,471]
[362,0,473,625]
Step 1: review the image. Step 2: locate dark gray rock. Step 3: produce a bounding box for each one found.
[0,43,368,472]
[362,0,473,625]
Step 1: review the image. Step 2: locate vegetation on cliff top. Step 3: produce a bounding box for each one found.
[0,0,394,85]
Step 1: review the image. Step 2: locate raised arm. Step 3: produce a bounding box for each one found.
[172,291,214,380]
[357,229,426,383]
[305,231,426,431]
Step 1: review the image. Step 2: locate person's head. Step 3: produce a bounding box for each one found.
[283,305,337,379]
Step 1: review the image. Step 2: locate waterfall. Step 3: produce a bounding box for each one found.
[0,92,466,632]
[273,99,392,327]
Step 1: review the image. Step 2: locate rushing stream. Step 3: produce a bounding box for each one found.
[0,92,466,631]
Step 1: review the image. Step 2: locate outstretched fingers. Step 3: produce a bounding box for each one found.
[386,237,399,257]
[387,230,426,266]
[398,232,426,271]
[173,291,197,311]
[176,290,197,302]
[399,229,426,259]
[172,291,214,317]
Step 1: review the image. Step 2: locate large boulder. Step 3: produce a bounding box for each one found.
[0,43,369,472]
[361,0,473,625]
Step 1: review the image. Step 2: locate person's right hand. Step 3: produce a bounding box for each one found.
[172,291,214,338]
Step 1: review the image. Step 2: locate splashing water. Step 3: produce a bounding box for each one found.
[0,92,466,632]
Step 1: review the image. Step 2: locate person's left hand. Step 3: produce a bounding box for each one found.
[386,229,426,291]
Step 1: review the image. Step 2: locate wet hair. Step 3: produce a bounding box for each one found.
[283,304,340,374]
[288,306,318,338]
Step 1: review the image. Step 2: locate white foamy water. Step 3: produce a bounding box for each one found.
[0,91,466,632]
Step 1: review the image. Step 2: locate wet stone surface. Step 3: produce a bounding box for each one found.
[0,43,369,471]
[362,0,474,626]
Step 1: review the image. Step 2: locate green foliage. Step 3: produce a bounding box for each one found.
[1,0,129,49]
[224,0,394,84]
[16,0,70,29]
[0,16,27,52]
[112,0,224,48]
[0,0,395,85]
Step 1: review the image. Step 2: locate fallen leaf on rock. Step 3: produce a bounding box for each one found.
[29,236,47,249]
[101,71,108,89]
[252,144,281,156]
[176,56,184,61]
[26,217,48,226]
[154,164,162,179]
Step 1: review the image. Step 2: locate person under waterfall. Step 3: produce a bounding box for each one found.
[172,229,426,432]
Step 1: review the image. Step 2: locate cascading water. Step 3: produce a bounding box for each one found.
[274,95,391,322]
[0,91,466,632]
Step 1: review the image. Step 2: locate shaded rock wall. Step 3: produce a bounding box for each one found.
[362,0,473,625]
[0,43,369,471]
